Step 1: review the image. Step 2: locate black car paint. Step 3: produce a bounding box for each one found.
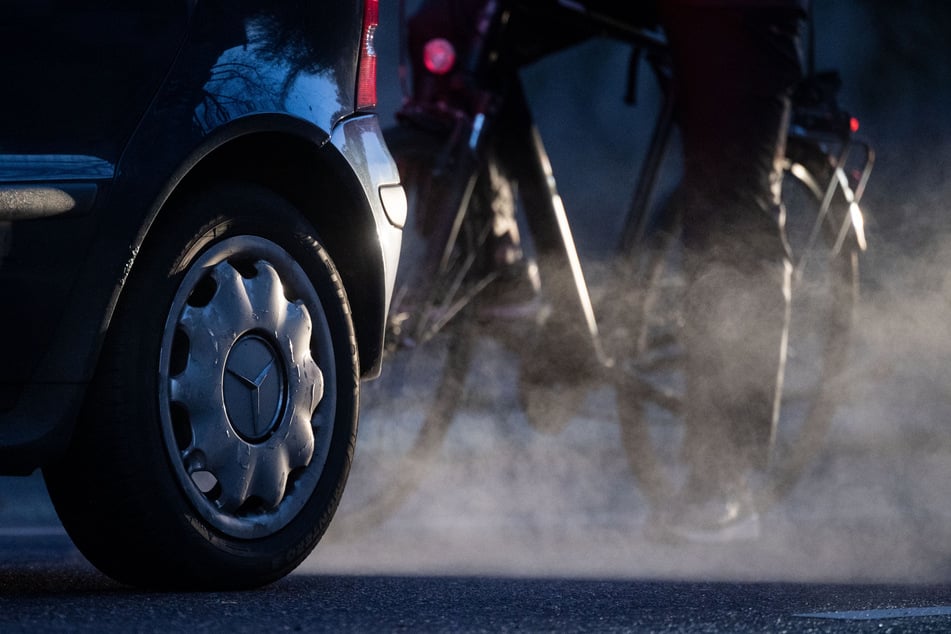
[0,1,395,473]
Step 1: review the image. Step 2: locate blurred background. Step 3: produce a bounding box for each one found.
[4,0,951,583]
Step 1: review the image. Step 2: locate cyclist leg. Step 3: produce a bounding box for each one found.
[658,2,806,537]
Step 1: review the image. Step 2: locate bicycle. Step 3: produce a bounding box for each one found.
[338,0,874,529]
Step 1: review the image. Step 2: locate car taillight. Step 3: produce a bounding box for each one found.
[357,0,378,110]
[423,38,456,75]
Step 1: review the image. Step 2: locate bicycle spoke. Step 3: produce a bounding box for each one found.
[416,217,497,344]
[425,272,499,340]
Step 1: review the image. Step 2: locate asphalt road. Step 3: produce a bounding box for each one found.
[1,528,950,633]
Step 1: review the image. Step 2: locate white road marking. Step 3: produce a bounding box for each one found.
[795,607,951,620]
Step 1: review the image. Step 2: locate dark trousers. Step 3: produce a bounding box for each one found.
[660,4,805,490]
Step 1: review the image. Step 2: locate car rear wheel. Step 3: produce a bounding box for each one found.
[44,182,358,589]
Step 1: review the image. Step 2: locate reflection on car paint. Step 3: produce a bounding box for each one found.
[196,17,346,133]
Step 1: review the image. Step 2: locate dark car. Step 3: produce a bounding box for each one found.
[0,0,404,589]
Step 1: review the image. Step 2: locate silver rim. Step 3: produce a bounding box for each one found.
[158,236,336,539]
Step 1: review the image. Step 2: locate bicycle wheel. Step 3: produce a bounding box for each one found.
[335,125,490,529]
[616,149,859,510]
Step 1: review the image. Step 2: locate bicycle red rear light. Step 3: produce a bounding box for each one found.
[850,117,860,133]
[423,38,456,75]
[357,0,378,110]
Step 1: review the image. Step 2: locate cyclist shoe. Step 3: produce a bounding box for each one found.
[646,478,760,545]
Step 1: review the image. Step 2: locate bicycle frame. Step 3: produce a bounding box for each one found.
[394,0,873,369]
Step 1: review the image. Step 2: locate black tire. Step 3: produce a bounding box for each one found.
[616,151,859,509]
[44,182,358,590]
[334,125,478,530]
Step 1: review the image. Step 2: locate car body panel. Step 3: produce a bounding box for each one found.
[0,0,402,474]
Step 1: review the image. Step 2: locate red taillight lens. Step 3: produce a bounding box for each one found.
[850,117,860,133]
[423,38,456,75]
[357,0,378,110]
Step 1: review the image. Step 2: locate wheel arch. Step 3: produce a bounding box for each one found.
[141,127,388,378]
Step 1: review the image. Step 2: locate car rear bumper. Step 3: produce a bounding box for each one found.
[330,114,405,378]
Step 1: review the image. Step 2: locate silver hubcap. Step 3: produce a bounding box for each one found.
[159,236,336,539]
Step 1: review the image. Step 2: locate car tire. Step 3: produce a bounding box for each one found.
[44,182,358,590]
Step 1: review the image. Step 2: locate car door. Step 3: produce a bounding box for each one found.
[0,1,193,191]
[0,2,193,385]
